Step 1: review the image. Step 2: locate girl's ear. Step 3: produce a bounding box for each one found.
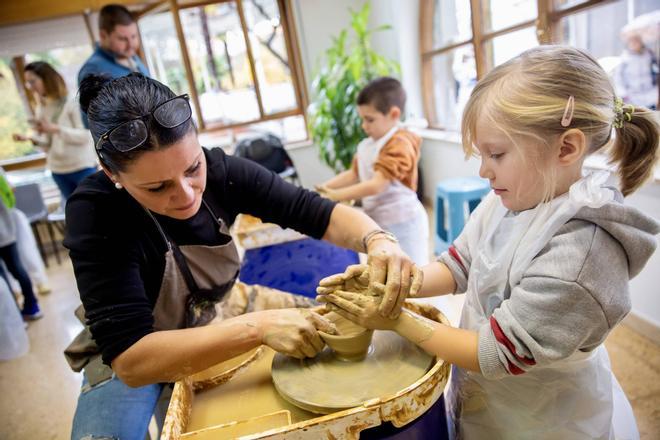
[557,129,587,166]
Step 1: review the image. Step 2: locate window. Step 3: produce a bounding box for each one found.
[140,12,193,104]
[420,0,659,131]
[0,58,38,161]
[0,0,307,165]
[139,0,307,147]
[0,14,93,162]
[25,45,93,96]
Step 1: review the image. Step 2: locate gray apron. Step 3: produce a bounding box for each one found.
[64,199,240,386]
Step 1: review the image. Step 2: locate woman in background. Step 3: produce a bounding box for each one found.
[13,61,97,204]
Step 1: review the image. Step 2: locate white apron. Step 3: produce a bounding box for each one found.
[357,127,429,265]
[446,171,639,440]
[357,126,424,227]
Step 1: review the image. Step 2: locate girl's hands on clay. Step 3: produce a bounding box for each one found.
[317,264,371,296]
[257,308,337,359]
[367,239,424,319]
[318,249,424,320]
[316,262,424,319]
[317,290,400,331]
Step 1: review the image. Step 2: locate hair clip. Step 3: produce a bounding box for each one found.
[561,95,575,127]
[613,97,634,129]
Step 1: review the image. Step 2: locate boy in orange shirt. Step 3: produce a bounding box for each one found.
[317,77,428,265]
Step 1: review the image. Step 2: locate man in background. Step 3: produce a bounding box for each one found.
[78,4,150,125]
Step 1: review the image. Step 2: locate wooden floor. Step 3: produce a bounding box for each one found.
[1,257,658,439]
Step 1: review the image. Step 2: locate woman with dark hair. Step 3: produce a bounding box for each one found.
[65,73,420,439]
[13,61,97,202]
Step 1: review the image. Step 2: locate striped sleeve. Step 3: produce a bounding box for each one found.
[438,244,471,294]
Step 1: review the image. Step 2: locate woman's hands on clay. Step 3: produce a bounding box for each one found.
[255,308,337,359]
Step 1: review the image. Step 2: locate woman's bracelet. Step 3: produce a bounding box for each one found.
[361,229,398,252]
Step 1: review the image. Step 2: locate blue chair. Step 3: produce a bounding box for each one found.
[435,177,490,254]
[239,238,360,298]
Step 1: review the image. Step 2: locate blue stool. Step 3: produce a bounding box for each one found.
[239,237,360,298]
[435,177,490,254]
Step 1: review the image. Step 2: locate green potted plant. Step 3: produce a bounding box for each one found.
[307,2,400,172]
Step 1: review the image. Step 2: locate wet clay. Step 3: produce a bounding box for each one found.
[186,347,317,433]
[191,349,257,384]
[271,329,434,414]
[395,310,436,345]
[318,312,374,361]
[181,410,290,440]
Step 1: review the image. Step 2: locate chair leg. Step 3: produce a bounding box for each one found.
[45,221,61,265]
[31,223,48,268]
[53,220,66,235]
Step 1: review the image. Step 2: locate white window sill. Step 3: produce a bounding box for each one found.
[413,127,462,145]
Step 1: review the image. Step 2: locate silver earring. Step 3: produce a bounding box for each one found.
[114,182,123,190]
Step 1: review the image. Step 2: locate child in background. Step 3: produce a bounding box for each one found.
[0,168,42,320]
[318,46,659,439]
[11,209,51,295]
[316,77,429,265]
[614,33,658,109]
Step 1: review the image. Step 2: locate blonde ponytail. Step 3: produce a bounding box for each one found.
[610,107,660,196]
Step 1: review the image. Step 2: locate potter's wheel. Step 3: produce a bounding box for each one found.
[271,330,434,414]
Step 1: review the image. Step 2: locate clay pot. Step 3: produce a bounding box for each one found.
[318,312,374,362]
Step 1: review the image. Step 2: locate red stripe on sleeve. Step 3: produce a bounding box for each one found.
[490,316,536,373]
[448,245,467,275]
[507,361,525,375]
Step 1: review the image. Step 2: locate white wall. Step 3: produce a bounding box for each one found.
[370,0,424,119]
[292,0,423,119]
[292,0,356,95]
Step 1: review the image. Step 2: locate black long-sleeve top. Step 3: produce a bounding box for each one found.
[63,147,336,364]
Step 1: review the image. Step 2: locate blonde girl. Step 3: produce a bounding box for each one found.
[318,45,659,439]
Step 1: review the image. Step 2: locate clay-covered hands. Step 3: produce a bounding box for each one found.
[317,253,423,320]
[317,289,400,331]
[256,308,338,359]
[317,288,437,347]
[316,264,372,296]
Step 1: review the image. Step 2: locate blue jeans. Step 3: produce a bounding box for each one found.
[71,374,164,440]
[52,167,97,202]
[0,242,37,309]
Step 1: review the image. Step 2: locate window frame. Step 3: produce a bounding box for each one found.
[420,0,616,131]
[136,0,308,134]
[4,0,308,169]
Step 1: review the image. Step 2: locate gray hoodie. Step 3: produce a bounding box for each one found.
[440,191,659,379]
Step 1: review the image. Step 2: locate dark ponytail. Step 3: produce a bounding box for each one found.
[78,73,195,173]
[610,107,660,196]
[79,74,112,114]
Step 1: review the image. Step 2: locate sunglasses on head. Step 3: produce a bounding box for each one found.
[95,94,192,153]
